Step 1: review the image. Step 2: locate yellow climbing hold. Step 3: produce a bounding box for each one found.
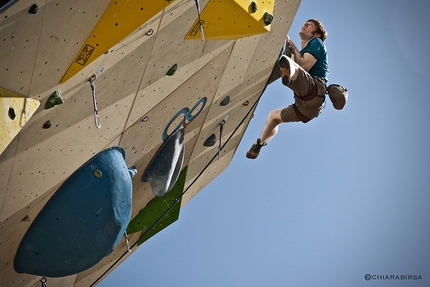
[60,0,175,84]
[0,87,40,155]
[185,0,275,40]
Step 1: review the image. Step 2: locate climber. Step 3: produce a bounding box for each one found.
[246,19,328,159]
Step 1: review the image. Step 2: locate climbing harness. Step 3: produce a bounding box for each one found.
[292,104,310,123]
[297,82,318,101]
[88,74,101,129]
[293,79,326,123]
[218,116,228,159]
[194,0,205,41]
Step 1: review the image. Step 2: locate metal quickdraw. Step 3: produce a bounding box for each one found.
[194,0,205,41]
[89,74,101,129]
[218,116,228,159]
[124,231,131,252]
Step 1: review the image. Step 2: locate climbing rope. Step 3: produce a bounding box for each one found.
[218,116,228,159]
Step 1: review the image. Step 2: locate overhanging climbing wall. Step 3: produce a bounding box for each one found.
[0,0,301,286]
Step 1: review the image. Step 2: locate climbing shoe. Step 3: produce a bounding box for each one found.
[278,55,291,86]
[246,139,267,159]
[278,55,290,70]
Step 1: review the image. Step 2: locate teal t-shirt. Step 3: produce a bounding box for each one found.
[300,38,329,81]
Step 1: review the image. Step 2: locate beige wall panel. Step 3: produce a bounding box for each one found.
[0,0,43,95]
[126,40,231,128]
[213,36,261,100]
[185,47,274,168]
[0,83,132,221]
[0,0,110,96]
[0,124,121,224]
[124,0,233,129]
[183,80,265,200]
[29,0,111,96]
[0,136,18,212]
[119,46,233,215]
[182,126,248,206]
[0,270,75,287]
[0,182,58,238]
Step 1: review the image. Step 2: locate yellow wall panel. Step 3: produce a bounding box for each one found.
[60,0,175,83]
[0,88,40,155]
[185,0,274,40]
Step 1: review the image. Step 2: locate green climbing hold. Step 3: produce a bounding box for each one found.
[43,120,51,129]
[166,64,178,76]
[250,2,257,13]
[8,107,16,120]
[29,4,38,14]
[44,90,64,109]
[263,12,273,25]
[204,134,217,147]
[127,166,188,245]
[220,95,230,106]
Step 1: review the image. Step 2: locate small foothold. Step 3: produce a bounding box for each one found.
[250,2,257,13]
[93,169,102,178]
[166,64,178,76]
[145,29,154,36]
[8,107,16,120]
[44,90,64,109]
[204,134,217,147]
[21,215,30,222]
[29,4,38,14]
[263,12,273,25]
[43,120,51,129]
[220,95,230,106]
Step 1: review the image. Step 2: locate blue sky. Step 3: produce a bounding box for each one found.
[100,0,430,286]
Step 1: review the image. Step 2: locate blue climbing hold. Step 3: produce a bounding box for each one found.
[14,147,134,277]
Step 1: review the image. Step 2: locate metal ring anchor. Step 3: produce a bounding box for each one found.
[161,97,207,141]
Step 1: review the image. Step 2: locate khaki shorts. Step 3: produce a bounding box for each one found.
[280,65,326,123]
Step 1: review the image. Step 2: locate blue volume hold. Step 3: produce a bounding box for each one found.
[14,147,134,277]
